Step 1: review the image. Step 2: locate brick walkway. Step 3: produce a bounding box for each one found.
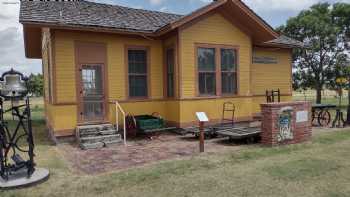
[58,133,244,175]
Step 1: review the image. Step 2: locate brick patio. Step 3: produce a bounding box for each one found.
[58,133,245,175]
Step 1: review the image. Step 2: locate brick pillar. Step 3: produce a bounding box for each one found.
[260,101,312,146]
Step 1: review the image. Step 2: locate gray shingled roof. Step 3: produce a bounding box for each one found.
[20,0,304,48]
[19,0,183,33]
[264,35,305,48]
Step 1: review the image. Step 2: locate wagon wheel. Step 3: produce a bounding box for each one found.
[125,114,137,130]
[318,110,331,127]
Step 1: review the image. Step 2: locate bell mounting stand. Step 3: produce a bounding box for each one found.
[0,69,49,189]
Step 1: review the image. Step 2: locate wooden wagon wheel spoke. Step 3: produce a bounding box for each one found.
[318,110,331,127]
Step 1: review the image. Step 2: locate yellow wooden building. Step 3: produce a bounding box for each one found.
[20,0,303,138]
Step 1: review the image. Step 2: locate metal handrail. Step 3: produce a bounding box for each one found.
[115,101,127,146]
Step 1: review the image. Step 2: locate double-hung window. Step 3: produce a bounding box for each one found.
[166,48,175,97]
[221,48,237,94]
[197,45,238,96]
[128,49,148,98]
[198,48,216,95]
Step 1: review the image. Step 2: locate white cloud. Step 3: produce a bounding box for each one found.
[0,1,41,75]
[198,0,211,3]
[160,6,168,12]
[241,0,319,12]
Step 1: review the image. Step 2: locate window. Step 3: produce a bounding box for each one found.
[166,48,175,97]
[197,45,238,96]
[221,49,237,94]
[198,48,216,95]
[128,49,148,97]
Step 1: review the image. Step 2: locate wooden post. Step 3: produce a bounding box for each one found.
[199,121,204,153]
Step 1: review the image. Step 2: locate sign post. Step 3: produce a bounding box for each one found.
[195,112,209,153]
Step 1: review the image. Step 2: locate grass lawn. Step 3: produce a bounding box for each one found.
[1,96,350,197]
[1,119,350,196]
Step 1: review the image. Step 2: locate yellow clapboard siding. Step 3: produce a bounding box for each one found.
[251,48,292,95]
[54,30,164,103]
[46,13,293,136]
[108,101,180,124]
[179,97,253,124]
[180,13,252,98]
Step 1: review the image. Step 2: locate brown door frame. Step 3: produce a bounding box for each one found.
[77,63,108,124]
[75,41,108,125]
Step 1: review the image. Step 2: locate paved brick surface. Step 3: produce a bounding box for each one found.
[58,133,243,175]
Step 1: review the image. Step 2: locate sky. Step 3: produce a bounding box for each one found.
[0,0,349,75]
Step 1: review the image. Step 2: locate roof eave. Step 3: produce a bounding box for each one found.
[257,42,305,49]
[20,21,156,37]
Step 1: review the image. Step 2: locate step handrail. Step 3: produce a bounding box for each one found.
[115,101,127,146]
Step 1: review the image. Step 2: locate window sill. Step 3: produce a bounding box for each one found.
[196,94,242,99]
[127,96,150,101]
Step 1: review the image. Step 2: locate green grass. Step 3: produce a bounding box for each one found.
[1,120,350,196]
[1,96,350,196]
[293,89,349,108]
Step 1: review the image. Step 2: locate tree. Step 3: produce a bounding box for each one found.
[27,73,44,97]
[332,2,350,124]
[292,72,312,101]
[278,3,348,104]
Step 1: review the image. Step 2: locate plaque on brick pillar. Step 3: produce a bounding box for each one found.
[260,101,312,146]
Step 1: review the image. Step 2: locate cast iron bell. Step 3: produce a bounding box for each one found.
[0,69,28,99]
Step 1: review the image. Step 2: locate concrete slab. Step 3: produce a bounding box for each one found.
[0,168,49,189]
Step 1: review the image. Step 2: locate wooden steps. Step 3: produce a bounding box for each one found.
[76,124,122,150]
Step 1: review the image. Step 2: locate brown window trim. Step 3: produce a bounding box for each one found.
[195,43,240,98]
[164,46,176,98]
[125,45,151,100]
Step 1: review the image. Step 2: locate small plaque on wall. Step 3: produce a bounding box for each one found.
[253,56,278,64]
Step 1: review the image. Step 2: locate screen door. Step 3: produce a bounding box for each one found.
[79,64,105,122]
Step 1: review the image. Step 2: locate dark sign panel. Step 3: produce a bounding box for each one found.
[253,56,278,64]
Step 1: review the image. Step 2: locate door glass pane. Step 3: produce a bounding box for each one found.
[198,48,215,71]
[81,65,104,120]
[82,67,102,95]
[83,101,103,120]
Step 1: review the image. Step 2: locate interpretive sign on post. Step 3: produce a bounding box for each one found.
[196,112,209,122]
[196,112,209,153]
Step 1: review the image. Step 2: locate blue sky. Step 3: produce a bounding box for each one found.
[0,0,349,75]
[94,0,350,27]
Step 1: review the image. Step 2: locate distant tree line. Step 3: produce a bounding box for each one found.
[27,73,44,97]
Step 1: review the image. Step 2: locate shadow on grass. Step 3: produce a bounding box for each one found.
[264,158,342,181]
[3,119,52,146]
[313,130,350,145]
